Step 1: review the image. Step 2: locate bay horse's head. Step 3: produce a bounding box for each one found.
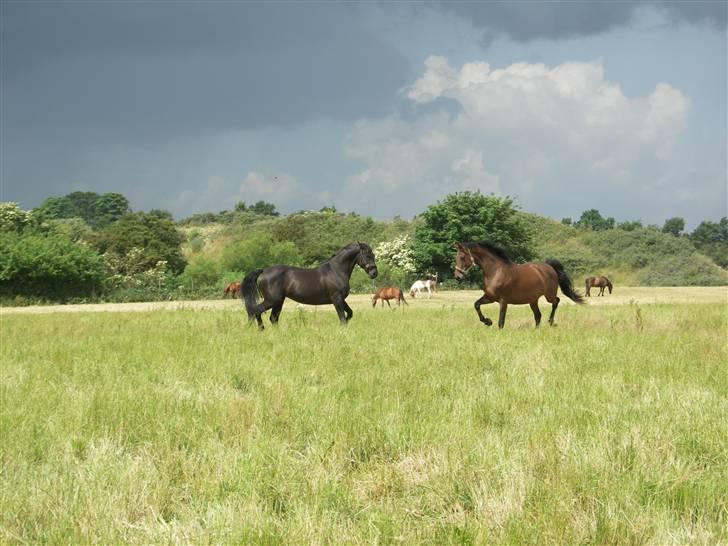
[356,242,378,279]
[453,243,476,281]
[605,277,613,293]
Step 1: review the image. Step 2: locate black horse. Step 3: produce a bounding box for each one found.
[242,242,378,329]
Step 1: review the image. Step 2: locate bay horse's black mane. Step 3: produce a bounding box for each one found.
[465,241,513,264]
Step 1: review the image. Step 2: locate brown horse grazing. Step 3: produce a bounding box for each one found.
[453,241,585,329]
[224,281,242,298]
[372,287,408,308]
[585,276,613,296]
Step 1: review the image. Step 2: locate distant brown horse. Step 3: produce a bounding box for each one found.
[585,276,613,296]
[223,281,241,298]
[372,287,408,308]
[453,241,585,329]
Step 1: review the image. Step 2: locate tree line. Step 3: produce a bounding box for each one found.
[1,190,726,304]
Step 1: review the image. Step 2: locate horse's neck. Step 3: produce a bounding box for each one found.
[329,246,359,276]
[472,248,509,277]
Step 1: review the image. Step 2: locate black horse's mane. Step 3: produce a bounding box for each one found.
[466,241,513,264]
[326,242,369,261]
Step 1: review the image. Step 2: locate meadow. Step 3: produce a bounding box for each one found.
[1,288,726,544]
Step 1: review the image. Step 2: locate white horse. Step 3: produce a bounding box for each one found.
[409,279,437,299]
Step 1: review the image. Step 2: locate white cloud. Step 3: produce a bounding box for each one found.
[343,56,690,216]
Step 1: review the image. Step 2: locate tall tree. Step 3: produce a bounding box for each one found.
[575,209,615,231]
[90,212,186,274]
[662,217,685,237]
[411,191,533,278]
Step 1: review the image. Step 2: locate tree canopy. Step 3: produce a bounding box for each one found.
[411,192,534,278]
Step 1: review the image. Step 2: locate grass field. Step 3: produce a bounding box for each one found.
[1,289,727,544]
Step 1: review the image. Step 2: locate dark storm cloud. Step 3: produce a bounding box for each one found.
[1,2,410,138]
[437,1,726,43]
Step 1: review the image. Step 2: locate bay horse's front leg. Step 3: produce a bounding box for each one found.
[474,294,493,327]
[498,301,508,329]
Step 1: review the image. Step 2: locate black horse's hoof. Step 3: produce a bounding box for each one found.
[483,318,493,326]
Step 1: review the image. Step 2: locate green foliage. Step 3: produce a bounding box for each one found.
[561,217,572,226]
[617,220,643,231]
[411,192,534,278]
[0,202,33,232]
[222,233,302,273]
[179,257,223,289]
[147,209,174,221]
[248,200,279,216]
[0,231,104,299]
[662,217,685,237]
[91,212,186,274]
[575,209,615,231]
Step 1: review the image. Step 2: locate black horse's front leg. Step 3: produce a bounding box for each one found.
[474,294,493,326]
[331,295,348,324]
[343,300,354,321]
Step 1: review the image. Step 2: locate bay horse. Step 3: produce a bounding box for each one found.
[409,279,437,298]
[585,276,613,296]
[453,241,585,329]
[242,242,378,329]
[223,281,241,298]
[372,287,408,308]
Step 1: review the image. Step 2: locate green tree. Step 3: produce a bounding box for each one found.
[147,209,174,221]
[561,217,572,226]
[234,201,247,212]
[94,193,130,227]
[248,201,279,216]
[411,192,534,278]
[91,212,186,274]
[575,209,615,231]
[662,217,685,237]
[690,217,728,267]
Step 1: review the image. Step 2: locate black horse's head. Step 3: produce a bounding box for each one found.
[356,242,378,279]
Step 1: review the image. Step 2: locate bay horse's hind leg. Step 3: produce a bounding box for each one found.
[529,302,542,328]
[474,294,493,327]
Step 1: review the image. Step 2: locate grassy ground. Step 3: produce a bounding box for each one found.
[1,290,726,544]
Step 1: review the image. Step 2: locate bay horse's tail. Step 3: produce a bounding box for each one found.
[546,260,585,304]
[399,288,408,305]
[242,269,264,320]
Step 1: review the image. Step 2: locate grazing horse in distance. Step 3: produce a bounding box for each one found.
[372,287,408,308]
[223,281,241,298]
[242,242,378,329]
[585,276,613,296]
[453,241,585,329]
[409,279,437,299]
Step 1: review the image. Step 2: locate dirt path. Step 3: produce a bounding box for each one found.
[1,287,725,315]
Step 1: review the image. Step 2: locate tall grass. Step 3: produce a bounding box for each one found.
[1,299,726,544]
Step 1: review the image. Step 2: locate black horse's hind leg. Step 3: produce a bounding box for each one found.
[530,302,542,327]
[548,296,560,325]
[252,300,274,330]
[498,301,508,329]
[270,301,284,325]
[474,294,493,327]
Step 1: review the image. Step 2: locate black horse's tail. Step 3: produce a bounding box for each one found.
[242,269,263,320]
[399,288,408,305]
[546,259,585,304]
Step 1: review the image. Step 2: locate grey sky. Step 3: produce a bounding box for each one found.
[1,1,725,228]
